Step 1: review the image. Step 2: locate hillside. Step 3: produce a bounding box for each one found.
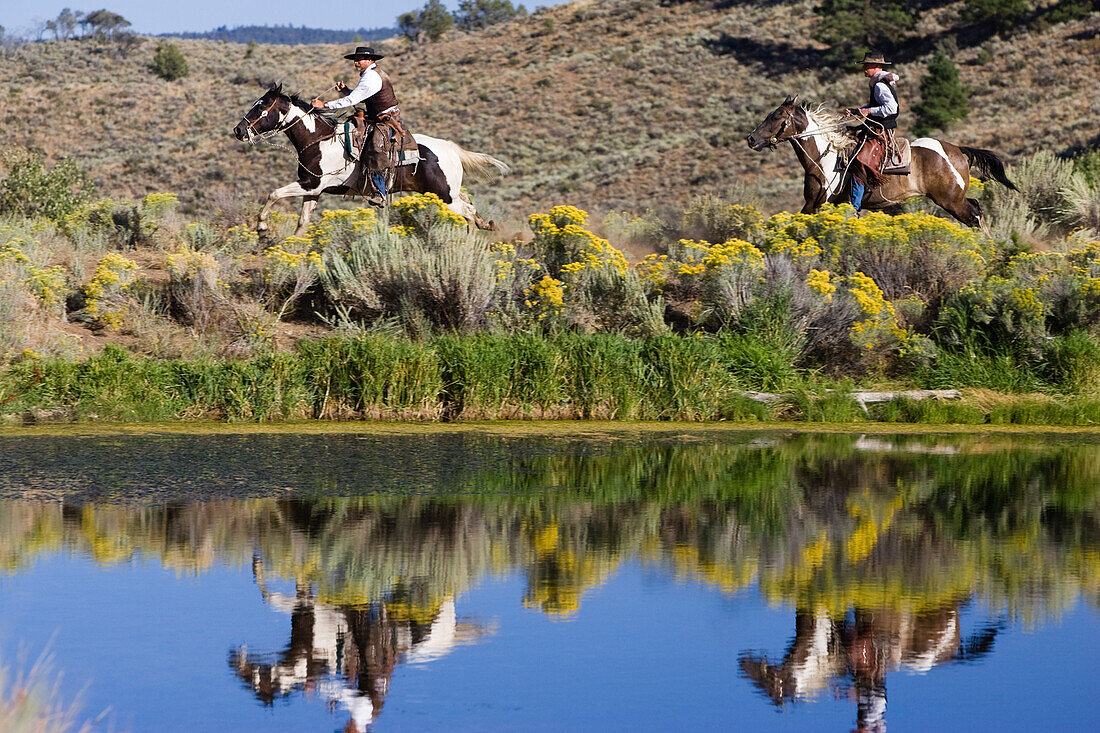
[2,0,1098,224]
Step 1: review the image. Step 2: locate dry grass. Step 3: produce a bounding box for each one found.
[0,1,1095,223]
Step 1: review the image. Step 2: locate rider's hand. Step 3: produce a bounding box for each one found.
[336,82,349,93]
[310,98,325,109]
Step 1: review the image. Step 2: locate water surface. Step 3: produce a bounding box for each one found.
[1,430,1098,731]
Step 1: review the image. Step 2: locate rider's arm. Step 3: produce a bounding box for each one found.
[863,82,898,117]
[324,68,383,110]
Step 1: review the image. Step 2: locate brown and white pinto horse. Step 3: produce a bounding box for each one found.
[746,97,1018,228]
[233,84,508,234]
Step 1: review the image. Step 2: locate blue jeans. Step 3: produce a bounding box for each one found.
[371,172,387,197]
[850,176,865,211]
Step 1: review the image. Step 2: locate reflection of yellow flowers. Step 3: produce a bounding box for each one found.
[845,491,906,564]
[665,542,758,594]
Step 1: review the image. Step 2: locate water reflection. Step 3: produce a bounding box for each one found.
[231,558,488,731]
[740,606,1005,732]
[1,431,1098,728]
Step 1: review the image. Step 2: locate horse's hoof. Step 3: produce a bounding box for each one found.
[257,223,269,233]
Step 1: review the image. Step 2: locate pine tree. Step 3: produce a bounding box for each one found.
[913,53,970,136]
[961,0,1030,36]
[151,42,190,81]
[813,0,915,65]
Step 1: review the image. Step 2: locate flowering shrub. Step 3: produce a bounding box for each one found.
[0,233,68,313]
[296,208,376,248]
[524,275,565,320]
[528,206,661,333]
[390,193,465,236]
[83,252,138,330]
[529,206,629,278]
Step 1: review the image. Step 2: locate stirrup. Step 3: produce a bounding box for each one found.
[366,193,385,208]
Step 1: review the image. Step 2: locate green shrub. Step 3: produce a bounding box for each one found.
[680,195,763,245]
[912,52,970,136]
[151,41,190,81]
[1043,330,1100,394]
[961,0,1030,35]
[812,0,915,64]
[0,147,92,222]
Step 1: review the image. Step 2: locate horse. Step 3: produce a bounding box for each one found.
[745,97,1018,228]
[232,84,509,235]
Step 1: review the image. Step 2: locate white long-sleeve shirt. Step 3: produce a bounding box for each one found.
[864,71,899,118]
[324,64,384,110]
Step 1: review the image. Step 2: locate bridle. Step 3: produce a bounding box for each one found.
[238,97,283,144]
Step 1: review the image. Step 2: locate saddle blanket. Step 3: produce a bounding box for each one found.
[882,138,911,176]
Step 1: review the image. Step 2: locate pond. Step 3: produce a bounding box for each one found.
[1,429,1098,731]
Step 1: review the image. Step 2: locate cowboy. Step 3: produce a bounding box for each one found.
[844,51,901,212]
[311,46,405,207]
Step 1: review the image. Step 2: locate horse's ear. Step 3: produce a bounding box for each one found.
[782,95,795,106]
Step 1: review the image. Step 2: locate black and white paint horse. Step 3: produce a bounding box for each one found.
[746,97,1018,228]
[233,84,508,234]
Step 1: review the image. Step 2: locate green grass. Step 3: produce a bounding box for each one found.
[4,333,1100,426]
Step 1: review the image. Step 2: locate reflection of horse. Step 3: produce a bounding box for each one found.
[230,556,486,732]
[739,604,1003,732]
[232,84,509,235]
[745,98,1018,228]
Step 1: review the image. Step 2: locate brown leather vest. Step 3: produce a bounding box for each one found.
[363,67,399,119]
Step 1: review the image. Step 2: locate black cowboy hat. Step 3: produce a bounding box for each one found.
[344,46,385,61]
[859,51,892,66]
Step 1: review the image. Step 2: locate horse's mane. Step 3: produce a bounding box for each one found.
[265,85,337,128]
[286,92,338,128]
[801,104,856,153]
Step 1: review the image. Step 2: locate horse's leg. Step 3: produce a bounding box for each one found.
[801,175,827,214]
[257,182,315,233]
[295,196,320,236]
[456,192,494,231]
[928,186,983,228]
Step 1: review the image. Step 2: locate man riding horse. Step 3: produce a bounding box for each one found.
[844,51,902,213]
[311,45,412,207]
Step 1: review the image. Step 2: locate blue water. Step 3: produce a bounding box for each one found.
[1,430,1098,731]
[3,553,1099,731]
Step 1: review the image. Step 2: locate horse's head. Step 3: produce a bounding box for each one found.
[233,84,294,142]
[746,97,807,151]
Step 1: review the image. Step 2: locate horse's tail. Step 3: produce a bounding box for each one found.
[455,146,510,181]
[959,146,1019,191]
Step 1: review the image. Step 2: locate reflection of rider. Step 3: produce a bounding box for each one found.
[844,52,900,212]
[311,45,403,208]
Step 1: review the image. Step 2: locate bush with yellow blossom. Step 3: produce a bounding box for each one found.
[82,252,139,330]
[528,206,663,333]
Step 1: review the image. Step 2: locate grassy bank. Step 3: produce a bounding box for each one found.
[4,333,1100,426]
